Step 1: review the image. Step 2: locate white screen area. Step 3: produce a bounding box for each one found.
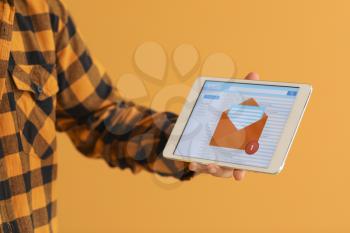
[174,81,299,168]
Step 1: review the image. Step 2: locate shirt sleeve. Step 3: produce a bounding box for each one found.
[51,0,195,180]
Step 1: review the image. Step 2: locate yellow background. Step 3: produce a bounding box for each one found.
[58,0,349,232]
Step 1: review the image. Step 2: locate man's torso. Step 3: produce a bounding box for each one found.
[0,0,61,232]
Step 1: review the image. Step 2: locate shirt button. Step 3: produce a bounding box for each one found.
[1,24,8,37]
[35,85,43,94]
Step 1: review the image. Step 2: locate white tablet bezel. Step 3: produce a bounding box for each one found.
[163,77,312,174]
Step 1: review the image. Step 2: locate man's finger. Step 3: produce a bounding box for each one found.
[190,163,233,177]
[190,163,234,178]
[233,169,246,181]
[189,162,209,173]
[207,164,233,178]
[245,72,260,80]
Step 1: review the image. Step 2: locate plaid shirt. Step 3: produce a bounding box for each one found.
[0,0,194,232]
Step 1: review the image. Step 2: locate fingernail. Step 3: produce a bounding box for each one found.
[234,173,245,181]
[209,167,216,173]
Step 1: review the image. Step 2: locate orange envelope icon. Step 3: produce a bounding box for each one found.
[209,98,268,155]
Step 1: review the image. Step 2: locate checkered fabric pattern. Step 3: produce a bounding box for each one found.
[0,0,195,232]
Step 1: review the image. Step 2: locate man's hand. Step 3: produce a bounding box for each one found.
[188,72,260,181]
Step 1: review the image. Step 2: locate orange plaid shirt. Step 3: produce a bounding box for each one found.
[0,0,194,232]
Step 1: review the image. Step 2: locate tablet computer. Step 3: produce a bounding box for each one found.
[163,77,312,174]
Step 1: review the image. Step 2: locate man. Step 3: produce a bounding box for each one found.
[0,0,258,232]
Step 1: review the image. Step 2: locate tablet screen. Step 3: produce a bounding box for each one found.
[174,81,300,168]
